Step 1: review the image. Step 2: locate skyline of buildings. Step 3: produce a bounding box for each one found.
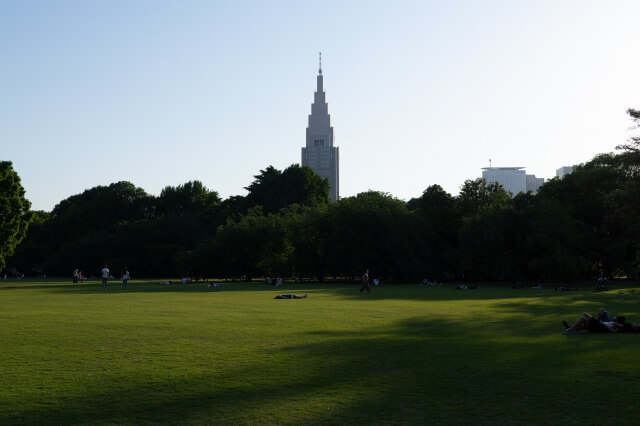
[296,55,575,201]
[297,56,568,202]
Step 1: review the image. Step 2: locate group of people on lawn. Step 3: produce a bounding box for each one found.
[72,266,639,333]
[100,265,130,290]
[72,269,85,284]
[73,265,129,290]
[563,308,640,334]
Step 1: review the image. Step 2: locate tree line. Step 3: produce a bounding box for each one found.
[4,110,640,282]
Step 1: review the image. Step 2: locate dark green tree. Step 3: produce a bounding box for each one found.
[37,181,153,275]
[157,181,223,239]
[213,207,293,279]
[410,185,460,280]
[0,161,32,271]
[98,181,223,277]
[48,181,153,236]
[157,181,221,216]
[245,164,329,214]
[456,178,511,219]
[7,210,50,275]
[510,194,588,281]
[613,108,640,276]
[538,154,629,277]
[616,108,640,160]
[324,191,422,280]
[283,203,332,280]
[455,179,512,280]
[457,200,515,280]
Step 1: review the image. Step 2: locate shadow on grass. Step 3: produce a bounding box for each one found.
[4,314,640,425]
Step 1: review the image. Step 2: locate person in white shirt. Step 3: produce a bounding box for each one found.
[101,265,109,291]
[122,268,130,289]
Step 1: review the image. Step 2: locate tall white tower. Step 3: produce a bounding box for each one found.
[301,53,339,202]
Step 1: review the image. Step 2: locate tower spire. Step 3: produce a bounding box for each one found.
[303,51,339,202]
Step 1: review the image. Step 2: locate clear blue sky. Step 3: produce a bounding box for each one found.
[2,1,639,211]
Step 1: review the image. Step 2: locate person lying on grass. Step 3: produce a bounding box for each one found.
[274,294,307,299]
[562,308,626,334]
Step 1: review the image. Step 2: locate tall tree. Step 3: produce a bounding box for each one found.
[456,178,511,219]
[49,181,153,233]
[613,108,640,276]
[157,180,221,216]
[7,210,50,275]
[324,191,421,280]
[284,203,332,280]
[511,194,588,281]
[245,164,329,214]
[410,185,460,280]
[214,208,293,279]
[0,161,32,271]
[157,180,224,239]
[538,154,629,277]
[455,179,515,280]
[616,108,640,160]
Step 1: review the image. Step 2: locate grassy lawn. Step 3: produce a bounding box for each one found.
[2,278,640,425]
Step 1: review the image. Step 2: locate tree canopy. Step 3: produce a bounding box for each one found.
[0,161,32,271]
[245,164,330,214]
[7,109,640,281]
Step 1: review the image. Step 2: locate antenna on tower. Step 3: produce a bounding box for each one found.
[319,51,322,75]
[489,158,492,168]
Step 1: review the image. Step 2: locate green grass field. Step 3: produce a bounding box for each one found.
[2,279,640,425]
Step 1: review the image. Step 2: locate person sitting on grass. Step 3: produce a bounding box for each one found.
[274,294,307,299]
[454,284,477,290]
[562,308,624,334]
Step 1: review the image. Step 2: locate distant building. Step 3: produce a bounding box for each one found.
[482,167,526,195]
[482,167,545,196]
[301,54,339,202]
[556,166,574,178]
[526,174,545,194]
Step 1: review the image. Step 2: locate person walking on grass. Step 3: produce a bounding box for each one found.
[122,268,130,290]
[101,264,109,291]
[359,269,371,293]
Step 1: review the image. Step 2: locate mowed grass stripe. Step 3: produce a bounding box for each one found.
[1,279,640,424]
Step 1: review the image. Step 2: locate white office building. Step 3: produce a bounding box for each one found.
[482,167,526,195]
[301,54,339,202]
[526,174,545,194]
[482,167,545,196]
